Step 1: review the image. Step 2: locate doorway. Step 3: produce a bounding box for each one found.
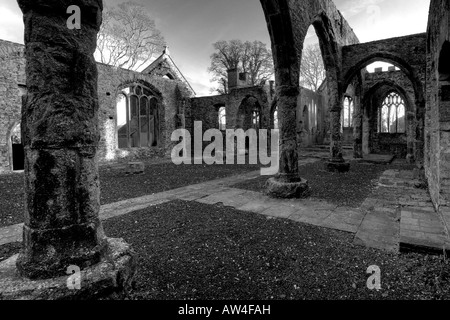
[10,123,24,171]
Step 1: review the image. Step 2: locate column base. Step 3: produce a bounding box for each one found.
[0,238,136,300]
[265,177,310,199]
[325,160,351,173]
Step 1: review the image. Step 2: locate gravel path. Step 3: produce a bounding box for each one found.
[0,162,260,228]
[233,160,416,208]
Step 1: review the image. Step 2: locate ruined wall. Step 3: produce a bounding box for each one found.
[343,34,427,163]
[189,86,271,133]
[0,40,192,174]
[298,87,327,147]
[96,63,192,162]
[426,0,450,214]
[342,34,427,92]
[0,40,25,174]
[361,70,416,158]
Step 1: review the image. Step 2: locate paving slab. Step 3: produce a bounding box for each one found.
[260,205,298,219]
[358,154,395,164]
[400,208,450,255]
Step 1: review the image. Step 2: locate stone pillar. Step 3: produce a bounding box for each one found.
[406,110,416,163]
[414,102,426,167]
[0,0,135,299]
[326,104,350,172]
[353,97,363,159]
[265,86,310,198]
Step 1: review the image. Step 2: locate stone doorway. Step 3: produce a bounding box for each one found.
[10,123,24,171]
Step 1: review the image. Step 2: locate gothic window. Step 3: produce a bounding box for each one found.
[117,84,160,149]
[218,107,226,130]
[252,107,260,129]
[378,92,406,134]
[342,96,354,129]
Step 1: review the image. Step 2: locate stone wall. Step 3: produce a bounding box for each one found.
[189,85,272,133]
[426,0,450,214]
[96,63,193,162]
[361,70,417,158]
[298,87,327,147]
[0,40,193,174]
[343,34,427,163]
[0,40,25,174]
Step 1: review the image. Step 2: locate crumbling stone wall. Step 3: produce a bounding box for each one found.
[0,40,193,174]
[0,40,25,174]
[426,0,450,214]
[298,87,327,147]
[342,33,427,164]
[96,63,193,162]
[189,86,271,133]
[361,70,417,158]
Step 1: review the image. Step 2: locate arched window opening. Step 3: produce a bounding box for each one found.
[366,61,400,73]
[300,26,325,92]
[342,96,354,129]
[303,105,310,132]
[378,92,406,134]
[10,123,24,171]
[117,83,160,149]
[252,106,260,129]
[314,103,318,128]
[218,106,226,130]
[273,108,279,129]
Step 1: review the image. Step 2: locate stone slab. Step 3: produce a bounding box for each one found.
[400,209,450,255]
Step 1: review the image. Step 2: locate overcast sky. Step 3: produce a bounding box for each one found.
[0,0,431,96]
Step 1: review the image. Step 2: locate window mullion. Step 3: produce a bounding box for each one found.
[126,95,131,149]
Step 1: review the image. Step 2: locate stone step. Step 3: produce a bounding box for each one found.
[399,208,450,255]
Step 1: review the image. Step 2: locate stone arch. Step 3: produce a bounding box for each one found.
[261,0,358,179]
[343,53,425,106]
[214,103,227,130]
[363,80,414,112]
[362,82,412,158]
[236,95,263,130]
[6,121,24,171]
[344,54,426,162]
[439,41,450,83]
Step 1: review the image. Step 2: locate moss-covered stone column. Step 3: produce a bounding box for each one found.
[0,0,135,300]
[326,104,351,172]
[15,0,107,279]
[353,97,363,159]
[265,85,310,198]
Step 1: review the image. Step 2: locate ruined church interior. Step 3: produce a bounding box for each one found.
[0,0,449,301]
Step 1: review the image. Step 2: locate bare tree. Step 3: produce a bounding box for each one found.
[300,44,326,92]
[208,40,274,94]
[242,41,274,86]
[96,2,166,71]
[208,40,244,94]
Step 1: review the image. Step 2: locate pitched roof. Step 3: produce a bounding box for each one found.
[142,46,196,96]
